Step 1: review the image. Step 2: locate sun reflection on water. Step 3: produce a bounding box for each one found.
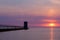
[50,27,54,40]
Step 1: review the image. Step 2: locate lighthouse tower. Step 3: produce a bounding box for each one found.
[24,21,28,30]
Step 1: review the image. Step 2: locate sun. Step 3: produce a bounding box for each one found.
[48,23,56,27]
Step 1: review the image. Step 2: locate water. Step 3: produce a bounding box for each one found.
[0,27,60,40]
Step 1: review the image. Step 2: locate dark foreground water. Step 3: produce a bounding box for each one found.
[0,27,60,40]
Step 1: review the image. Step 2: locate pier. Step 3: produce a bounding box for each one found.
[0,21,28,32]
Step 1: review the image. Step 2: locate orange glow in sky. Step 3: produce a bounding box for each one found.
[47,8,56,17]
[41,23,56,27]
[40,19,59,27]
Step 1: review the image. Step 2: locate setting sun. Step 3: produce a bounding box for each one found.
[48,23,56,27]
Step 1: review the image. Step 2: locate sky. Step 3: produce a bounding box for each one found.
[0,0,60,27]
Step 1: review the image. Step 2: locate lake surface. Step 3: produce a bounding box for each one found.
[0,27,60,40]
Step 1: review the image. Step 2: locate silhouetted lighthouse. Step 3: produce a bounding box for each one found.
[24,21,28,30]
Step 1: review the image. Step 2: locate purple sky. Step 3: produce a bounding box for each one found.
[0,0,60,27]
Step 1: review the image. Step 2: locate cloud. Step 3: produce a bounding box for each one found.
[49,0,60,4]
[0,0,60,27]
[0,0,60,16]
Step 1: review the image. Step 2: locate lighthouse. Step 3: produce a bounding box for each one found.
[24,21,28,30]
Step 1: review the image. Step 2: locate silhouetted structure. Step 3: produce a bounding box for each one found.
[24,21,28,30]
[0,21,28,32]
